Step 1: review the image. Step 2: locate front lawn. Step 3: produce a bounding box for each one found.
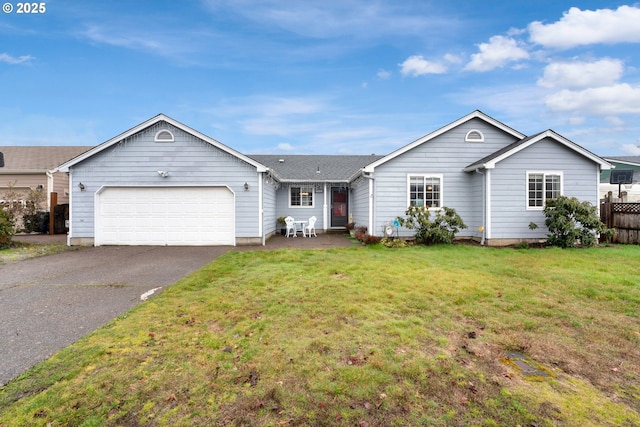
[1,244,639,426]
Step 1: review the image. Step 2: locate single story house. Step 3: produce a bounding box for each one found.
[1,146,92,209]
[55,111,610,247]
[600,156,640,202]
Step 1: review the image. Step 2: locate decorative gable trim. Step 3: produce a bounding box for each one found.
[363,110,524,173]
[463,130,612,172]
[56,114,267,173]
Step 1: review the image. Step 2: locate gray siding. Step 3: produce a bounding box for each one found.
[372,118,518,237]
[350,176,370,230]
[69,121,261,241]
[274,183,326,230]
[489,138,599,239]
[262,177,277,236]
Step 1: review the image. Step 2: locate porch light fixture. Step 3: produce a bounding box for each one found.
[244,182,249,191]
[157,170,169,178]
[78,182,85,191]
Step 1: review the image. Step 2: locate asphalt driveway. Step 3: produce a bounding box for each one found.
[0,244,229,386]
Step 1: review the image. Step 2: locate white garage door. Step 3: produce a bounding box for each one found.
[96,186,235,246]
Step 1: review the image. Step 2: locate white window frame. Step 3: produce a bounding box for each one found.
[407,174,443,209]
[289,185,314,208]
[154,130,175,142]
[526,171,563,210]
[465,129,484,142]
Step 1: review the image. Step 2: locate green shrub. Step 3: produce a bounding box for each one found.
[0,207,14,248]
[542,196,612,248]
[396,206,467,245]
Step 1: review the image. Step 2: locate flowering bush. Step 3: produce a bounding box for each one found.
[396,206,467,245]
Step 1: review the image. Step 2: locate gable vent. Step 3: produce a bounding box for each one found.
[465,130,484,142]
[155,130,175,142]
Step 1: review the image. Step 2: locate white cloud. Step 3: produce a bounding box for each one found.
[621,144,640,155]
[399,55,447,76]
[537,58,624,89]
[605,116,625,127]
[276,142,294,151]
[443,53,463,64]
[202,0,450,41]
[545,83,640,115]
[377,69,391,80]
[464,35,529,72]
[529,5,640,49]
[0,53,34,64]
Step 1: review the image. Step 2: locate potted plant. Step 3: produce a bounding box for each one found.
[276,216,287,236]
[346,222,356,237]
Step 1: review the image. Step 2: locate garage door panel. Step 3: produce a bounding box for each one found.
[96,186,235,246]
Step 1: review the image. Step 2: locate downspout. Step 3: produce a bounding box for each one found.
[46,170,54,211]
[475,169,486,245]
[259,172,265,246]
[363,171,374,235]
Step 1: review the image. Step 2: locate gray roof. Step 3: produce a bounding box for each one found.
[0,146,93,172]
[604,156,640,166]
[249,154,384,182]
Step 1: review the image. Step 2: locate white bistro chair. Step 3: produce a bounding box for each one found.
[284,216,297,237]
[304,216,317,237]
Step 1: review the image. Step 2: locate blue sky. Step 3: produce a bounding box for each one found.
[1,1,640,156]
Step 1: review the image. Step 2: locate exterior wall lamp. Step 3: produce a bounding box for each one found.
[244,182,249,191]
[78,182,85,191]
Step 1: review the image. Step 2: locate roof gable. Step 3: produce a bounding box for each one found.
[363,110,525,172]
[56,114,267,173]
[463,130,611,172]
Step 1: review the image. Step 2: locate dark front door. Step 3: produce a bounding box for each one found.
[331,187,348,227]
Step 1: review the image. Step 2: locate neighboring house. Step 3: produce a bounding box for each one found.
[600,156,640,202]
[55,111,610,247]
[0,146,92,209]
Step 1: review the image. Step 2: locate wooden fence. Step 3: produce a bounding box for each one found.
[601,193,640,244]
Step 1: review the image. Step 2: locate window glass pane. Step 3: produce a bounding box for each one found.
[290,187,301,206]
[528,174,543,207]
[291,186,313,207]
[425,177,440,207]
[545,175,561,200]
[409,176,424,206]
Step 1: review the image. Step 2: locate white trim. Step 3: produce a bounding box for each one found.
[368,177,374,235]
[465,130,611,172]
[604,158,640,168]
[288,184,315,208]
[94,184,236,246]
[526,171,563,211]
[465,129,484,142]
[323,183,328,231]
[406,173,444,209]
[485,169,492,240]
[259,172,264,246]
[364,110,524,173]
[56,114,267,173]
[154,129,175,142]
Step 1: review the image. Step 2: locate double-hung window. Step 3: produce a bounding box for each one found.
[527,172,562,209]
[408,174,442,208]
[290,185,314,207]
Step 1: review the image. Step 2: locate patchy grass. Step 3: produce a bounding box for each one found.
[1,244,639,426]
[0,240,76,263]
